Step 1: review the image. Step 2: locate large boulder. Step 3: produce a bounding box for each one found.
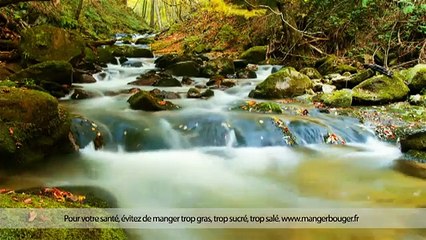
[249,67,313,99]
[127,90,180,111]
[320,89,353,107]
[165,61,201,77]
[300,67,322,79]
[352,75,409,105]
[128,71,181,87]
[240,46,267,64]
[315,55,357,75]
[19,25,85,63]
[201,58,235,77]
[0,87,76,168]
[409,94,426,107]
[399,64,426,93]
[331,69,375,89]
[400,130,426,153]
[154,54,195,69]
[8,61,73,98]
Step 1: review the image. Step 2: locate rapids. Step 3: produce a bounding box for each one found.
[2,45,425,239]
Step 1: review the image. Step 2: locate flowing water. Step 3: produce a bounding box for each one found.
[2,48,426,239]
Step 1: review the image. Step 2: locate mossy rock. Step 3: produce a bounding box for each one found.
[128,90,180,111]
[315,55,357,75]
[0,87,75,168]
[406,64,426,93]
[201,58,235,77]
[331,69,375,89]
[352,75,409,105]
[240,46,267,64]
[165,61,201,77]
[135,38,155,45]
[113,46,154,58]
[20,25,85,63]
[155,54,193,69]
[320,89,353,107]
[8,61,73,98]
[0,191,127,240]
[400,130,426,153]
[249,67,313,99]
[299,67,322,79]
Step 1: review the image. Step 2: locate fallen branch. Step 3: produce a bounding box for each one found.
[0,50,19,61]
[0,0,51,8]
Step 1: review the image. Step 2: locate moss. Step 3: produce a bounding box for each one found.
[0,87,74,167]
[400,130,426,153]
[299,67,322,79]
[240,46,267,64]
[320,89,353,107]
[165,61,200,77]
[316,55,357,75]
[408,64,426,93]
[0,80,17,87]
[352,75,410,105]
[20,25,85,63]
[0,192,127,240]
[128,90,180,111]
[201,58,235,77]
[249,67,313,99]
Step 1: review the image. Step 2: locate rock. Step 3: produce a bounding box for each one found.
[71,89,100,100]
[73,71,97,84]
[240,46,267,64]
[248,67,313,99]
[400,130,426,153]
[165,61,201,77]
[403,64,426,93]
[8,61,73,98]
[127,90,180,111]
[201,58,235,77]
[19,25,85,63]
[300,67,322,79]
[331,69,375,89]
[0,87,75,168]
[70,117,104,150]
[352,75,410,105]
[236,69,257,79]
[155,54,194,69]
[150,88,181,99]
[122,61,143,68]
[409,94,426,107]
[233,59,249,69]
[320,89,353,107]
[221,79,237,88]
[201,89,214,98]
[113,46,154,58]
[128,71,181,87]
[181,76,194,85]
[135,38,155,45]
[187,88,202,98]
[315,55,357,75]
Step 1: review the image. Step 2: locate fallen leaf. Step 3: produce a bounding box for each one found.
[158,101,166,106]
[28,211,37,222]
[23,198,32,204]
[8,128,14,136]
[0,189,14,194]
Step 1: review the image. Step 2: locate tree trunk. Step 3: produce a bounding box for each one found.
[75,0,84,20]
[149,0,155,28]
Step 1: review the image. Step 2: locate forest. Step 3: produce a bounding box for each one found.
[0,0,425,239]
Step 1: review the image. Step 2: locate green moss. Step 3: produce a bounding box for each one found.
[128,90,180,111]
[20,25,85,63]
[240,46,267,64]
[9,61,72,86]
[299,67,322,79]
[201,58,235,77]
[352,75,410,105]
[0,193,127,240]
[316,55,357,75]
[0,80,17,87]
[0,87,73,167]
[249,67,313,99]
[320,89,353,107]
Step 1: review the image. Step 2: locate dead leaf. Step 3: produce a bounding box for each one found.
[8,128,13,136]
[23,198,32,204]
[28,211,37,222]
[0,189,14,194]
[158,101,166,106]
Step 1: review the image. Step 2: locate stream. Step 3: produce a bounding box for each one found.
[2,41,426,239]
